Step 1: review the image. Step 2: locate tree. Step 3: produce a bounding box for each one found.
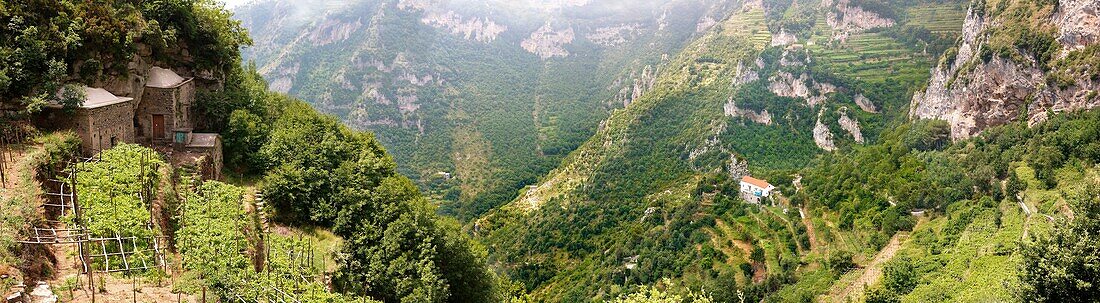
[1017,187,1100,302]
[827,250,855,275]
[882,257,918,295]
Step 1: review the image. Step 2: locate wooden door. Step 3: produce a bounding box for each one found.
[152,114,165,139]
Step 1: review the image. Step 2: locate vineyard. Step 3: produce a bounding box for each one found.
[177,179,375,302]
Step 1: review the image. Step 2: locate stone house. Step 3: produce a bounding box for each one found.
[135,67,194,142]
[41,87,135,155]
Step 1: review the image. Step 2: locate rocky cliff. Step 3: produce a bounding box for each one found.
[910,0,1100,140]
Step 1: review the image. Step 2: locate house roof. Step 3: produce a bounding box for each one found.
[146,67,189,88]
[741,176,772,189]
[187,133,220,148]
[53,86,133,109]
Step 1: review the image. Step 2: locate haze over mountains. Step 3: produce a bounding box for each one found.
[231,0,1100,301]
[233,0,736,219]
[3,0,1098,302]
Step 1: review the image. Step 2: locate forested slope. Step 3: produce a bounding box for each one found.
[0,1,504,302]
[233,0,737,219]
[477,0,972,300]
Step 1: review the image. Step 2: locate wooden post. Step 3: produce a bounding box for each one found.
[202,286,207,303]
[90,270,96,303]
[1,135,7,187]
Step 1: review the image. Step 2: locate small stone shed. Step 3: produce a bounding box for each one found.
[41,87,135,155]
[136,67,194,142]
[168,132,223,180]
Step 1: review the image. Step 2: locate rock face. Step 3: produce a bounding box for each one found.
[770,28,798,46]
[611,65,659,107]
[854,94,878,113]
[587,24,641,47]
[421,11,507,43]
[733,60,760,86]
[822,0,895,42]
[768,72,812,100]
[910,2,1100,140]
[308,18,362,45]
[1052,0,1100,51]
[838,110,865,143]
[768,71,832,107]
[696,16,718,33]
[724,97,773,125]
[522,24,575,59]
[813,115,837,151]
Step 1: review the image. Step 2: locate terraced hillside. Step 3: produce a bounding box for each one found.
[478,0,972,300]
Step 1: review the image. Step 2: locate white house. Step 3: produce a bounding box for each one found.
[739,176,775,204]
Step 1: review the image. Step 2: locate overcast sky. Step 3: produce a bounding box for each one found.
[219,0,252,9]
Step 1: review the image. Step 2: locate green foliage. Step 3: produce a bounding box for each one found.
[882,257,918,294]
[139,0,252,72]
[1,132,79,268]
[260,101,393,225]
[610,282,714,303]
[0,0,247,113]
[176,181,250,298]
[74,144,164,238]
[1016,186,1100,302]
[826,250,855,275]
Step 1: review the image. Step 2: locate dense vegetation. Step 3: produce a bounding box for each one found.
[192,60,502,301]
[0,0,249,113]
[0,1,503,302]
[477,0,969,299]
[231,0,720,220]
[176,180,376,302]
[0,132,79,278]
[73,144,164,238]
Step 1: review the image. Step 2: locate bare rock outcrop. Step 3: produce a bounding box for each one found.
[768,72,812,100]
[910,2,1100,140]
[1052,0,1100,52]
[733,60,760,86]
[724,97,773,125]
[696,16,718,33]
[522,24,575,59]
[771,28,798,47]
[611,65,658,107]
[587,24,641,47]
[813,115,837,151]
[421,11,506,43]
[823,0,895,42]
[854,94,878,113]
[838,109,865,143]
[768,71,836,107]
[308,18,362,45]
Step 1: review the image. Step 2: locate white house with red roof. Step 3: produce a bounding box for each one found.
[739,176,775,204]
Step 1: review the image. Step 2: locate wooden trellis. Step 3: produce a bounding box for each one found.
[82,235,168,274]
[17,227,88,244]
[19,150,168,276]
[0,119,34,187]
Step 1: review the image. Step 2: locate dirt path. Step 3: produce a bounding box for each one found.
[0,145,32,200]
[826,232,907,303]
[800,208,819,250]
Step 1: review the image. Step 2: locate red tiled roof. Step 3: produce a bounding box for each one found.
[741,176,771,189]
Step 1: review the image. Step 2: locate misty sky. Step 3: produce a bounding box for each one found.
[219,0,252,8]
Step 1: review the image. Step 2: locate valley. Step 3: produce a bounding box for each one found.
[2,0,1100,302]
